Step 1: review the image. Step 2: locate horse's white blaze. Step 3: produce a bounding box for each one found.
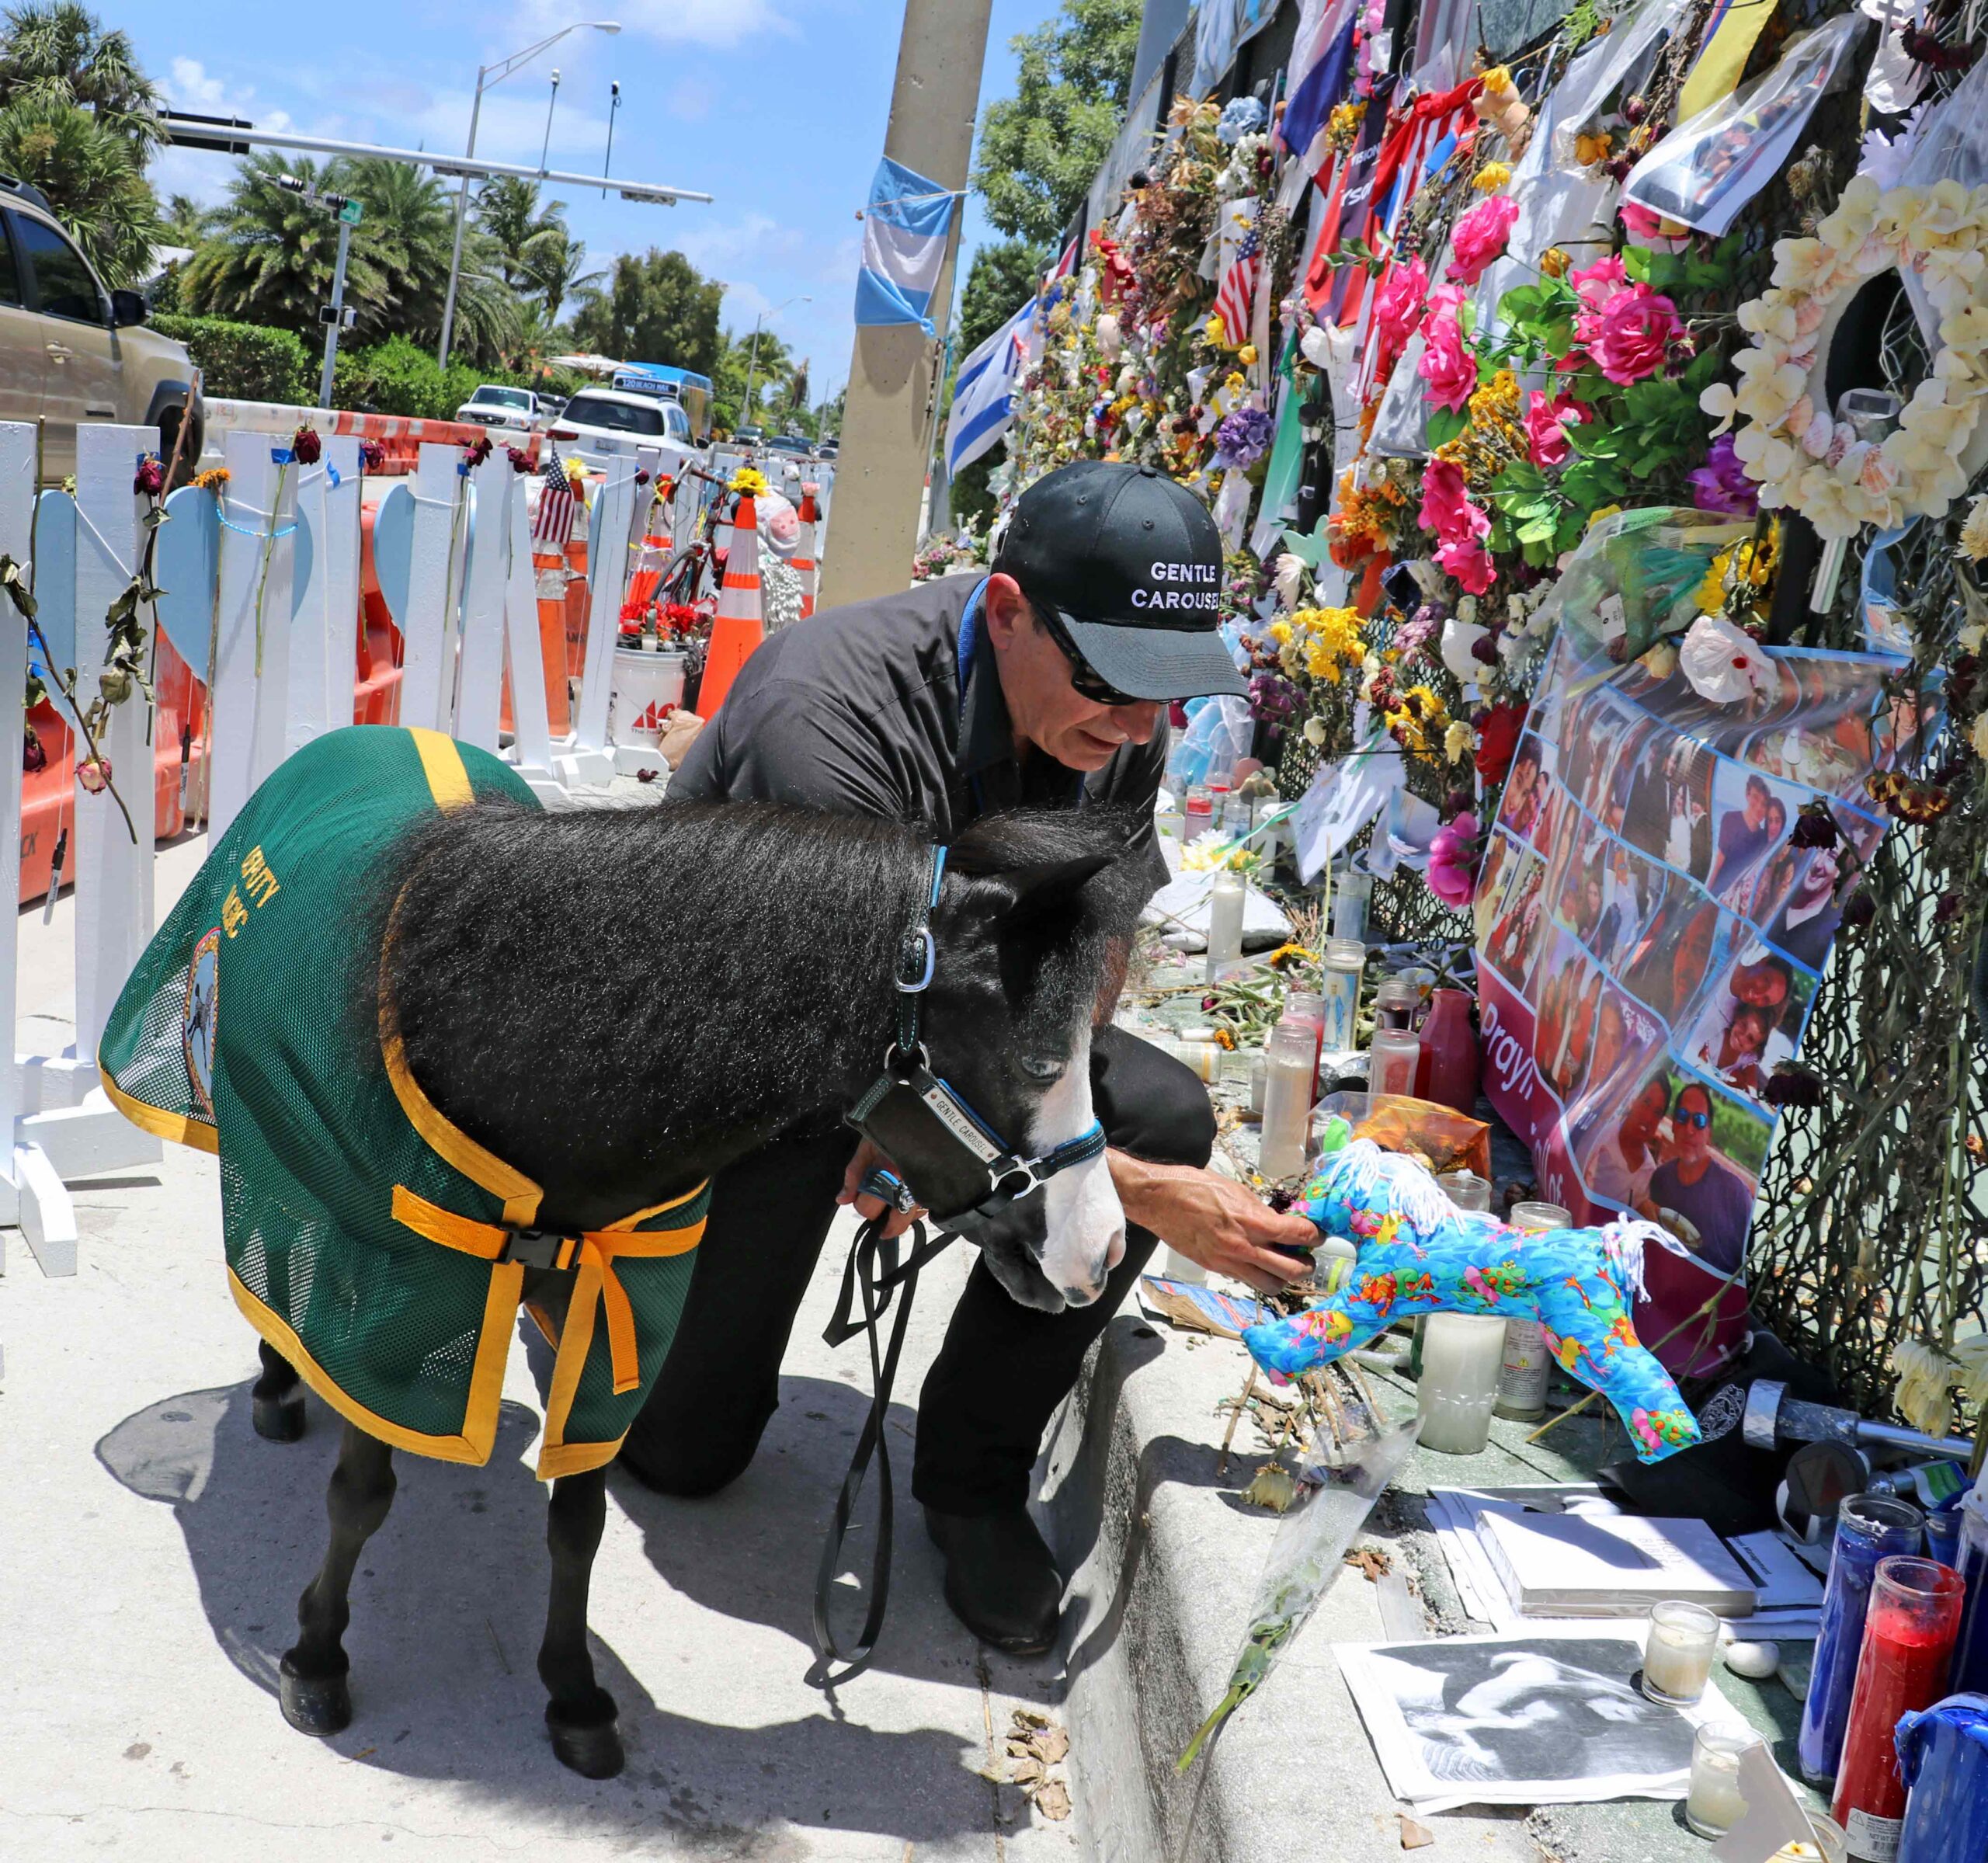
[1032,1031,1124,1305]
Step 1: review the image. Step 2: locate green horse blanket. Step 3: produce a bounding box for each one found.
[101,725,707,1478]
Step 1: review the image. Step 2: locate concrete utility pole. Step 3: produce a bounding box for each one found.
[817,0,991,610]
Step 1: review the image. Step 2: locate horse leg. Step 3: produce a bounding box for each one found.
[279,1421,396,1736]
[538,1466,622,1778]
[251,1338,307,1441]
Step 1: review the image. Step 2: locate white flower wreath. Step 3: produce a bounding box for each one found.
[1701,176,1988,540]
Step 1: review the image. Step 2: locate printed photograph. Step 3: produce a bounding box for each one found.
[1619,732,1715,879]
[1484,839,1551,989]
[1705,763,1802,909]
[1677,946,1816,1104]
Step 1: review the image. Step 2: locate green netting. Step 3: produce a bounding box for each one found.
[101,725,707,1467]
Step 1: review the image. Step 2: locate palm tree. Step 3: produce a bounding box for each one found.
[522,226,600,323]
[475,176,565,290]
[0,2,158,148]
[0,97,162,284]
[180,152,384,334]
[335,155,520,365]
[161,191,207,246]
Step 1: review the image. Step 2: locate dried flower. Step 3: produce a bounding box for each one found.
[1764,1066,1824,1109]
[290,425,323,466]
[1473,161,1514,193]
[1539,248,1570,279]
[193,464,231,492]
[1961,495,1988,562]
[359,439,386,472]
[23,727,43,773]
[1841,888,1876,929]
[133,454,165,497]
[76,756,112,794]
[506,445,534,473]
[462,433,494,469]
[1790,805,1840,849]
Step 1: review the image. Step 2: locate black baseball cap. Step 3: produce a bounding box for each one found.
[992,461,1249,701]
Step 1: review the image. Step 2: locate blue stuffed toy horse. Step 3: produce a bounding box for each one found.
[1242,1133,1701,1462]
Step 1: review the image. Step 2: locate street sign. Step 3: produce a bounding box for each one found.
[338,198,363,226]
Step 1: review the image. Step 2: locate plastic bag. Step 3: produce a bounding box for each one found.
[1177,1415,1420,1770]
[1896,57,1988,345]
[1166,693,1256,791]
[1621,12,1870,237]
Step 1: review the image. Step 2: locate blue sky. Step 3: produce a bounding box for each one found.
[130,0,1068,399]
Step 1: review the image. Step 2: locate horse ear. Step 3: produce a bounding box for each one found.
[996,853,1114,931]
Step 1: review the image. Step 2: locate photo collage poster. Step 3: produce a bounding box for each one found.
[1473,622,1906,1371]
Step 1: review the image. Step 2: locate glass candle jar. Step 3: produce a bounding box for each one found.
[1831,1557,1965,1858]
[1370,1027,1421,1100]
[1258,1021,1316,1181]
[1374,977,1420,1031]
[1283,989,1327,1092]
[1799,1494,1926,1783]
[1642,1599,1721,1706]
[1319,938,1365,1050]
[1495,1202,1570,1422]
[1332,864,1371,942]
[1416,1312,1506,1455]
[1204,871,1246,981]
[1184,784,1214,837]
[1437,1169,1493,1212]
[1686,1723,1763,1837]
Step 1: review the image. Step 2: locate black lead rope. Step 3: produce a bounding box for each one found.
[810,1172,958,1687]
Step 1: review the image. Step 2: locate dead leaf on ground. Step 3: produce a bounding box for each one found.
[1242,1463,1302,1512]
[1347,1545,1392,1581]
[1010,1757,1045,1788]
[1399,1813,1434,1849]
[1031,1726,1071,1765]
[1034,1780,1072,1821]
[1011,1706,1050,1730]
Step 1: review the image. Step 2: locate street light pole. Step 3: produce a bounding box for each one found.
[602,79,620,198]
[540,68,561,172]
[437,19,620,369]
[742,292,811,428]
[318,204,360,407]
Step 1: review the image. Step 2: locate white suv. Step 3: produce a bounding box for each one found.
[454,384,549,432]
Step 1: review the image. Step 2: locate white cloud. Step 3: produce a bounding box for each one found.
[165,57,229,109]
[510,0,794,50]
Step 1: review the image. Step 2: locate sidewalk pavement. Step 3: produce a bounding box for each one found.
[0,829,1080,1863]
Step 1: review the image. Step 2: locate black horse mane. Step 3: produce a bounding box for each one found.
[377,798,1142,1220]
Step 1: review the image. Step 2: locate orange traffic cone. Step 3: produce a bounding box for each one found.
[794,485,819,621]
[698,495,763,714]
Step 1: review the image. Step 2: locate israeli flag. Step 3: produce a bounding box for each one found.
[946,297,1032,478]
[855,155,956,333]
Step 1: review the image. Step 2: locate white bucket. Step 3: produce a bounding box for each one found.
[607,645,687,747]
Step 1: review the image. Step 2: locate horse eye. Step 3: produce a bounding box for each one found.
[1019,1055,1065,1083]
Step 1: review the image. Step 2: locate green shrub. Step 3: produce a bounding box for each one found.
[331,337,533,422]
[151,313,312,405]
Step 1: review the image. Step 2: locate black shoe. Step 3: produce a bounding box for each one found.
[923,1505,1063,1656]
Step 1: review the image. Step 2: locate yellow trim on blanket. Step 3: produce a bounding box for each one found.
[228,1264,516,1466]
[381,1034,543,1227]
[409,726,475,812]
[98,1066,221,1156]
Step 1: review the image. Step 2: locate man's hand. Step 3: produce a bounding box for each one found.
[1110,1153,1319,1294]
[837,1135,926,1239]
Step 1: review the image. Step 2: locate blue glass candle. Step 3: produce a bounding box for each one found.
[1950,1495,1988,1694]
[1799,1493,1924,1784]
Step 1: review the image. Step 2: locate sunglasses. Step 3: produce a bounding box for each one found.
[1028,593,1145,708]
[1676,1108,1712,1129]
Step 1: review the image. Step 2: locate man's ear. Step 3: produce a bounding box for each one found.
[982,572,1030,648]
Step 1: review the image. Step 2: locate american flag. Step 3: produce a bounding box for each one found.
[532,454,579,548]
[1211,203,1262,349]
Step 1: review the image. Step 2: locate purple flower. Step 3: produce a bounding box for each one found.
[1689,433,1759,518]
[1249,671,1302,722]
[1214,404,1273,470]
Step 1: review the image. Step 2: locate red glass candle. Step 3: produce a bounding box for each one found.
[1831,1556,1964,1861]
[1413,988,1480,1113]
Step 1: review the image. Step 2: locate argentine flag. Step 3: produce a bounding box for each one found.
[945,297,1032,478]
[855,156,958,334]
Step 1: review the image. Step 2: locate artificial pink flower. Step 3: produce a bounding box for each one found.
[1427,811,1482,905]
[1618,200,1671,244]
[1436,536,1496,594]
[1418,290,1479,412]
[1374,255,1430,357]
[1569,254,1628,310]
[1524,389,1587,469]
[1419,458,1490,547]
[1587,283,1684,386]
[1447,194,1520,285]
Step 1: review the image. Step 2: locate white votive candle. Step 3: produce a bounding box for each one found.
[1204,871,1246,981]
[1258,1022,1316,1180]
[1415,1312,1506,1455]
[1685,1723,1760,1837]
[1642,1599,1721,1706]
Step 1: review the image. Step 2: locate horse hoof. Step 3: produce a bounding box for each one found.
[546,1701,623,1778]
[253,1390,306,1442]
[279,1659,352,1736]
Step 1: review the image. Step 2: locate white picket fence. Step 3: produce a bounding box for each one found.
[0,413,669,1289]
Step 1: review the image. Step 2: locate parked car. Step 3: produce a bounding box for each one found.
[0,177,200,481]
[546,386,700,482]
[765,433,812,459]
[732,425,766,445]
[816,440,839,460]
[454,384,550,432]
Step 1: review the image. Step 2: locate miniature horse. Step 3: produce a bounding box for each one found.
[245,794,1142,1777]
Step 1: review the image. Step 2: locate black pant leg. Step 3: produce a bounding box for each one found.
[618,1122,857,1495]
[912,1025,1216,1517]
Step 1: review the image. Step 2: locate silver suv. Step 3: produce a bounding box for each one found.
[0,177,200,479]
